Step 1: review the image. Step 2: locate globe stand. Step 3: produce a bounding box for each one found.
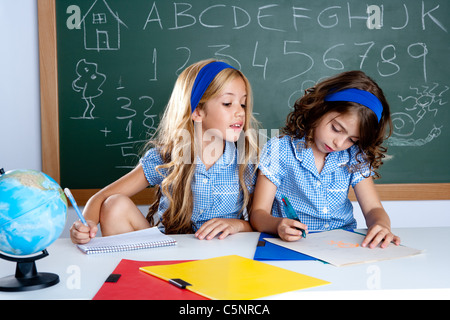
[0,249,59,292]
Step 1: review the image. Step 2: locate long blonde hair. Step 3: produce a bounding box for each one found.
[144,59,259,234]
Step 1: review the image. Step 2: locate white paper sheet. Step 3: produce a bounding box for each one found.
[265,229,422,267]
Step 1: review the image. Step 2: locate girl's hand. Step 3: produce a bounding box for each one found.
[353,177,401,249]
[195,218,250,240]
[277,218,308,242]
[70,220,98,244]
[362,224,401,249]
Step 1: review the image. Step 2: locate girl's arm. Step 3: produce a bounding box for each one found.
[195,192,256,240]
[70,164,149,243]
[250,174,306,241]
[353,177,401,248]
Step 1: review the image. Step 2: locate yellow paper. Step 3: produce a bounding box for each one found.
[140,255,329,300]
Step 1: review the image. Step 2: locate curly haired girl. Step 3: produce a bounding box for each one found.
[251,71,400,249]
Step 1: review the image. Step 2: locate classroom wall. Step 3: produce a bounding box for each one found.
[1,1,449,239]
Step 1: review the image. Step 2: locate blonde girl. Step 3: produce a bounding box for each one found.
[70,59,259,243]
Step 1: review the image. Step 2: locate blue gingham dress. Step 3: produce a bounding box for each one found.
[140,141,256,232]
[258,135,373,231]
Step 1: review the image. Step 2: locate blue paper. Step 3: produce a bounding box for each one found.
[253,232,317,261]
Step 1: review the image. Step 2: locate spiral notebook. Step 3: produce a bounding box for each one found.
[77,227,177,254]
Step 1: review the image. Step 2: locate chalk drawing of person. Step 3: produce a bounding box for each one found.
[72,59,106,119]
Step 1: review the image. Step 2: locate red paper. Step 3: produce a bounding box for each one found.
[93,259,208,300]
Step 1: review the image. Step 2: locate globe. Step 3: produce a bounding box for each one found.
[0,169,67,256]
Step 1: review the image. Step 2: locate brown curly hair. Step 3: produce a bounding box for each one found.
[281,71,392,179]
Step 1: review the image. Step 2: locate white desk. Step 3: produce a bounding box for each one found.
[1,227,449,300]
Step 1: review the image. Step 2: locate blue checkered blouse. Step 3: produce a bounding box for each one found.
[258,135,373,231]
[140,141,256,232]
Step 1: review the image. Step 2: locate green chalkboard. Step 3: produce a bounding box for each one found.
[54,0,449,188]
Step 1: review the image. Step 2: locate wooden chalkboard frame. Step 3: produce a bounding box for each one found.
[38,0,449,204]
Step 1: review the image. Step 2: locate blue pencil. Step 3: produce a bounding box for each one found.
[282,196,306,238]
[64,188,88,226]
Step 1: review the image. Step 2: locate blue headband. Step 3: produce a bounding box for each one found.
[190,61,236,112]
[324,88,383,122]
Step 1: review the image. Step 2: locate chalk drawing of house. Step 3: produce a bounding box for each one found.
[80,0,127,51]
